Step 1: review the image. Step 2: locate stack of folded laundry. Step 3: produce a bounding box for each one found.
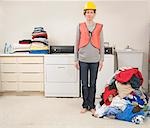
[30,27,49,54]
[94,67,150,124]
[13,40,32,54]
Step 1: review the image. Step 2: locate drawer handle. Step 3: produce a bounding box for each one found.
[58,67,65,69]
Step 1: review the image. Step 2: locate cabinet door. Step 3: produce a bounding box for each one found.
[46,65,77,82]
[1,73,18,81]
[1,64,17,72]
[18,82,43,91]
[1,82,18,91]
[45,83,79,97]
[18,73,43,82]
[18,64,43,72]
[44,55,74,64]
[17,57,43,64]
[0,57,17,63]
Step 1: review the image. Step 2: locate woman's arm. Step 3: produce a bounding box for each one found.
[99,30,104,71]
[74,25,80,69]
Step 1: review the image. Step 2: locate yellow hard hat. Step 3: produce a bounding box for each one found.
[84,1,96,10]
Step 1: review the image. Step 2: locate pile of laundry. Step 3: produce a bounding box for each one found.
[94,67,150,124]
[30,27,49,54]
[13,40,31,54]
[12,27,49,54]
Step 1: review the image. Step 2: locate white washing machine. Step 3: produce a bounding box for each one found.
[44,46,79,97]
[117,49,144,72]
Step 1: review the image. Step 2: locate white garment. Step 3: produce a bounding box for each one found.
[110,96,128,111]
[32,38,48,44]
[95,103,109,118]
[95,95,129,118]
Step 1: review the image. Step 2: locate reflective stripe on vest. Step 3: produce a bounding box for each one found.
[78,22,103,49]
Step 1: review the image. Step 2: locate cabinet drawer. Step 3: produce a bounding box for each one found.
[18,82,43,91]
[1,64,18,72]
[18,73,43,82]
[45,83,79,97]
[46,65,77,82]
[17,57,43,64]
[44,55,74,64]
[18,64,43,72]
[0,57,17,63]
[1,82,18,91]
[1,73,18,81]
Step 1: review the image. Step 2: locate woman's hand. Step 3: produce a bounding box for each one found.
[75,61,79,70]
[99,61,103,71]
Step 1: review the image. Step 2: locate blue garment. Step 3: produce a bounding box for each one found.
[124,95,145,108]
[104,107,122,117]
[129,75,141,89]
[116,104,144,122]
[30,50,49,54]
[133,89,149,105]
[33,27,45,33]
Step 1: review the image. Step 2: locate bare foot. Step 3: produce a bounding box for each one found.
[90,109,96,114]
[92,113,98,118]
[80,108,88,113]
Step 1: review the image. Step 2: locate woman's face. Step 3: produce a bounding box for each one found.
[84,10,95,21]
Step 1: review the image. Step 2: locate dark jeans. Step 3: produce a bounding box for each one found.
[79,61,99,109]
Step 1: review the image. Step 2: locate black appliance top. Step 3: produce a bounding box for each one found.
[50,46,74,54]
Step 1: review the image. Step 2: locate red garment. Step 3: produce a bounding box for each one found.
[19,40,31,44]
[115,68,143,86]
[32,32,48,39]
[103,86,118,106]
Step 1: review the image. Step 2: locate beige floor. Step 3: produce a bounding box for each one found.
[0,96,149,128]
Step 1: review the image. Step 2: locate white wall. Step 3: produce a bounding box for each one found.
[0,1,83,46]
[0,3,4,50]
[0,0,149,90]
[148,1,150,37]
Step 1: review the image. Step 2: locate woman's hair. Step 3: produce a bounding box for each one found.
[83,9,96,15]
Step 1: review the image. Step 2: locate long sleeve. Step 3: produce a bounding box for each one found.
[100,30,104,62]
[75,25,80,62]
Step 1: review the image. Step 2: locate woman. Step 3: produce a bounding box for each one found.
[75,1,104,114]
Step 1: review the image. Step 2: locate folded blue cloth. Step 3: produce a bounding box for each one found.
[30,50,49,54]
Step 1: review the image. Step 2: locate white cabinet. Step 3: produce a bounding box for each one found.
[44,54,79,97]
[0,54,114,97]
[0,55,44,92]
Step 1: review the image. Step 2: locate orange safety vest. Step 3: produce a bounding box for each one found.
[78,22,103,50]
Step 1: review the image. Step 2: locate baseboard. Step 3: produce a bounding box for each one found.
[0,91,44,96]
